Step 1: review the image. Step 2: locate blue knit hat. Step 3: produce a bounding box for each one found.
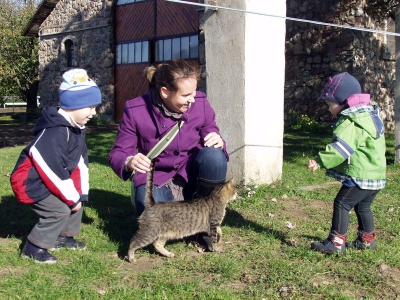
[317,72,361,104]
[59,69,102,109]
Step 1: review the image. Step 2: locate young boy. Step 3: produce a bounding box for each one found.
[307,72,386,254]
[10,69,102,263]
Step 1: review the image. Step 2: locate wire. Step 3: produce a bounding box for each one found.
[165,0,400,37]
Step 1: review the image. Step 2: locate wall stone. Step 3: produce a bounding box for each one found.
[285,0,395,131]
[37,0,115,123]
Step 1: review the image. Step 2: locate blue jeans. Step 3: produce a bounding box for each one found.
[134,147,227,215]
[331,185,380,235]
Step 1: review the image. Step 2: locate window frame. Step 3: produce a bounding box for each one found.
[155,33,199,62]
[116,33,199,66]
[116,40,150,65]
[117,0,149,5]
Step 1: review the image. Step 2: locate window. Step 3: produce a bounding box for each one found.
[65,39,74,67]
[116,34,198,65]
[116,40,149,65]
[155,34,198,62]
[117,0,147,5]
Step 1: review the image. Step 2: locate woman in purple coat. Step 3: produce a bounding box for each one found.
[109,59,229,215]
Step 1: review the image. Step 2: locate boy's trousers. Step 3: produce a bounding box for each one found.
[27,194,83,249]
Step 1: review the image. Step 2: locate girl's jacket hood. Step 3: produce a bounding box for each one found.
[340,101,385,140]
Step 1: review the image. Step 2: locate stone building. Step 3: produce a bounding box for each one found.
[23,0,395,184]
[23,0,199,123]
[23,0,115,122]
[285,0,396,130]
[24,0,396,128]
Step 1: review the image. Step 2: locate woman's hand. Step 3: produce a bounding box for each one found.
[204,132,224,149]
[307,159,319,172]
[126,154,152,174]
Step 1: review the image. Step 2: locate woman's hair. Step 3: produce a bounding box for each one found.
[144,59,200,92]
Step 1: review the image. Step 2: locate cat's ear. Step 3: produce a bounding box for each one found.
[227,177,234,185]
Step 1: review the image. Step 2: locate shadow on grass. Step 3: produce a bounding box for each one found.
[0,196,36,239]
[0,112,26,125]
[0,190,133,255]
[0,189,302,260]
[283,130,332,163]
[223,208,290,242]
[84,188,137,257]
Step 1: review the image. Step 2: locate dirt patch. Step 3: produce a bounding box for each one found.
[118,239,231,277]
[298,181,341,191]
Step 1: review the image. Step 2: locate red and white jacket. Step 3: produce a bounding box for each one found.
[10,107,89,208]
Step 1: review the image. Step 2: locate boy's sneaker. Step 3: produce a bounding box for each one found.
[21,240,57,264]
[50,236,86,251]
[311,238,345,255]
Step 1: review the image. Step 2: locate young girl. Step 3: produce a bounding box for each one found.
[307,72,386,254]
[11,69,102,263]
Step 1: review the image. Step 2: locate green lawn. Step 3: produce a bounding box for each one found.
[0,126,399,299]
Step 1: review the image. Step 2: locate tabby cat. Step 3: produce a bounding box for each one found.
[127,160,237,263]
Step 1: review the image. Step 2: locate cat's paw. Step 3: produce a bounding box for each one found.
[127,253,136,263]
[166,252,175,258]
[209,243,221,252]
[216,227,222,242]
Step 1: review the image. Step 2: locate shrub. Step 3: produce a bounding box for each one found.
[286,109,330,134]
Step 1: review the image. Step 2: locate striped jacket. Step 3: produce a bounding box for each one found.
[10,107,89,208]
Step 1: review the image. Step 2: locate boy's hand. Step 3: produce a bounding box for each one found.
[71,202,82,212]
[307,159,319,172]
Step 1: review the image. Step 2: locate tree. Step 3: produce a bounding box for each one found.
[0,0,40,119]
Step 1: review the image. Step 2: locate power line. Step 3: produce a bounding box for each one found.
[165,0,400,37]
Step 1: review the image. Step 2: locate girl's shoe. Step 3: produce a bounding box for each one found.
[21,240,57,264]
[311,231,346,255]
[345,230,376,250]
[311,238,345,254]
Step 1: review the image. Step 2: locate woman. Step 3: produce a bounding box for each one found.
[109,59,229,215]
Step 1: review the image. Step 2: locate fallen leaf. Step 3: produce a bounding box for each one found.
[285,221,296,229]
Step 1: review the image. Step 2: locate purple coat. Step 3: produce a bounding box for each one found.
[109,91,229,187]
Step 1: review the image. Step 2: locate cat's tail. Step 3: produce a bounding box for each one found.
[144,158,156,208]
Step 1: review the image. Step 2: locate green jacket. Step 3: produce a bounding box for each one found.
[315,105,386,181]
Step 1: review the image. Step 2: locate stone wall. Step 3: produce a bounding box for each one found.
[285,0,395,131]
[37,0,115,123]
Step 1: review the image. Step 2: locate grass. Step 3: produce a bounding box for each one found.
[0,111,27,125]
[1,122,400,299]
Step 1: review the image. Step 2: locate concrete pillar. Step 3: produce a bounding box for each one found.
[203,0,286,184]
[395,5,400,163]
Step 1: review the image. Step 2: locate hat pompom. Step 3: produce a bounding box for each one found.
[59,69,102,109]
[317,72,361,104]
